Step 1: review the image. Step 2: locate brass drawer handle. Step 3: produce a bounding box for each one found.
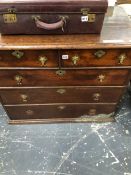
[57,105,66,110]
[98,74,105,83]
[94,50,106,58]
[118,53,127,64]
[57,89,66,94]
[88,109,96,116]
[14,75,23,85]
[12,50,24,59]
[20,94,28,102]
[39,56,48,66]
[26,110,34,115]
[93,93,101,101]
[56,70,66,76]
[71,55,80,65]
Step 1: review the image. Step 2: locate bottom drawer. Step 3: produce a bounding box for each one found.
[5,104,117,121]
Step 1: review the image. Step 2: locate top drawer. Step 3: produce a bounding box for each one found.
[0,50,59,68]
[60,49,131,67]
[0,49,130,68]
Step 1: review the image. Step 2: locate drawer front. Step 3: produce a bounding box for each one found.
[0,87,125,104]
[0,50,58,67]
[0,69,129,87]
[5,104,116,120]
[60,49,131,67]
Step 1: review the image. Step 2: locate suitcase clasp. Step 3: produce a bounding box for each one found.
[3,8,17,23]
[81,8,96,22]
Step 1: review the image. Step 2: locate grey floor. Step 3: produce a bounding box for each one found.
[0,87,131,175]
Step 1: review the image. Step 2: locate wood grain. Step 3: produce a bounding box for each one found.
[0,50,59,67]
[0,87,126,104]
[5,103,116,120]
[60,49,131,67]
[0,69,129,87]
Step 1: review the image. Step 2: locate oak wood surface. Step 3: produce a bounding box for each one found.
[117,0,131,4]
[8,117,115,124]
[0,69,129,87]
[0,50,59,67]
[0,49,130,68]
[5,103,116,120]
[60,49,131,67]
[0,87,125,104]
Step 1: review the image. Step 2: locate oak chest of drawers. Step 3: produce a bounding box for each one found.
[0,15,131,124]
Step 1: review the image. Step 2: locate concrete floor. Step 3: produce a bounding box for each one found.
[0,87,131,175]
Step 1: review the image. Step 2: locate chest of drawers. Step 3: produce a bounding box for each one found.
[0,14,131,124]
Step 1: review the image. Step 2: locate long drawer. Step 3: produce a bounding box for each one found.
[0,87,125,104]
[5,104,116,120]
[60,49,131,67]
[0,50,59,67]
[0,69,130,87]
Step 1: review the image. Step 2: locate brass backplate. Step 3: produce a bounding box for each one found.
[12,50,24,59]
[3,14,17,23]
[88,14,96,22]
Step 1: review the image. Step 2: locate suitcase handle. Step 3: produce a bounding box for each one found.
[34,16,66,31]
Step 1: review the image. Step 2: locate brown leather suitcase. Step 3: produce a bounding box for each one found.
[0,0,108,35]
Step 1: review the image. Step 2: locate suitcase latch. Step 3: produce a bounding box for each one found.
[81,8,96,22]
[3,8,17,23]
[81,8,90,15]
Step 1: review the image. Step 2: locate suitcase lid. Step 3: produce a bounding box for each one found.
[0,0,108,13]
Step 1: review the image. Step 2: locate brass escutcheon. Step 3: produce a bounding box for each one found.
[14,75,23,85]
[39,56,48,66]
[20,94,28,102]
[118,53,127,64]
[12,50,24,59]
[88,109,96,116]
[26,110,34,115]
[98,74,105,83]
[56,70,66,76]
[93,93,101,101]
[94,50,106,58]
[57,89,66,94]
[57,105,66,110]
[71,55,80,65]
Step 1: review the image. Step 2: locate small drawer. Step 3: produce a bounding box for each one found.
[0,50,58,67]
[0,87,125,105]
[60,49,131,67]
[5,104,116,120]
[0,69,129,87]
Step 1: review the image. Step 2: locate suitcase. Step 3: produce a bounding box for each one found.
[0,0,108,35]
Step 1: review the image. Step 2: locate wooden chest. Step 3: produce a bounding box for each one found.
[0,14,131,124]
